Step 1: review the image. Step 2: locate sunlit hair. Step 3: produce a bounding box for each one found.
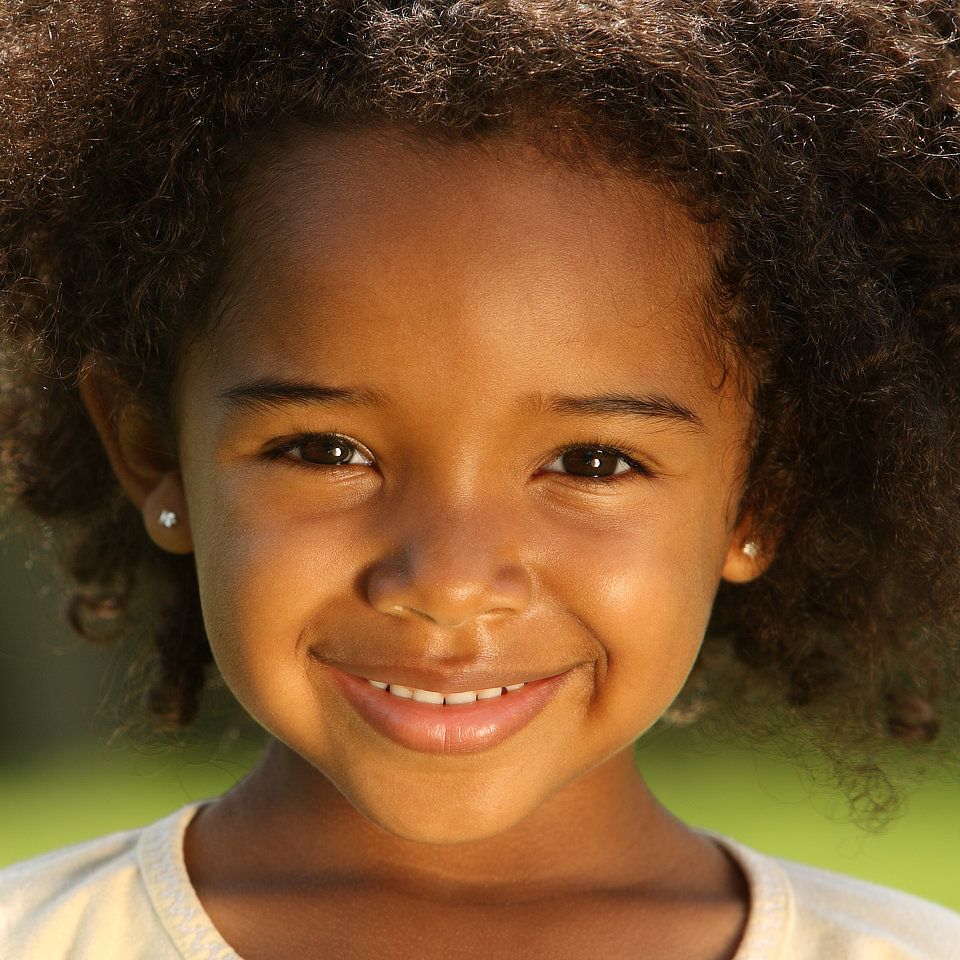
[2,0,959,821]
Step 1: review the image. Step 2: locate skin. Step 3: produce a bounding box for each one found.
[83,125,766,960]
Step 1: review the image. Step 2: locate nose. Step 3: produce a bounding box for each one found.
[365,504,532,628]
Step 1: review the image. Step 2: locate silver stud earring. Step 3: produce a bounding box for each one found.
[158,509,178,529]
[742,540,759,560]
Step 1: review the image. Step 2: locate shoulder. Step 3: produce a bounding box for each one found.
[0,805,206,960]
[782,857,960,957]
[717,837,960,960]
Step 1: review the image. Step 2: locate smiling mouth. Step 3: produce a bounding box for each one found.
[366,679,526,705]
[326,667,569,754]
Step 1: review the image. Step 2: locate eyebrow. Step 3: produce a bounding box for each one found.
[218,379,388,412]
[544,392,704,429]
[219,379,704,429]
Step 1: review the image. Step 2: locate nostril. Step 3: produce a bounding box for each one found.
[372,601,503,629]
[365,554,531,626]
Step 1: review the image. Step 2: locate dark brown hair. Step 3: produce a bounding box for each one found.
[2,0,959,820]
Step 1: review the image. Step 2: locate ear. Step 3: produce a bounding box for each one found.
[78,361,194,555]
[720,512,774,584]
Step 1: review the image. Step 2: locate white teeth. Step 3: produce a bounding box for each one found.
[411,688,444,704]
[443,690,478,705]
[366,679,526,704]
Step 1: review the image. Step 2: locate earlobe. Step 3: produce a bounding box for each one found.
[720,518,774,584]
[141,469,194,554]
[78,362,194,555]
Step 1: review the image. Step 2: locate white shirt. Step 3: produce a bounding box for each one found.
[1,803,958,958]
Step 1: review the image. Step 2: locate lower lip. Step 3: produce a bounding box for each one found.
[329,668,568,755]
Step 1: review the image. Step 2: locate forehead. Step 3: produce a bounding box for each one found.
[233,126,704,258]
[196,124,729,409]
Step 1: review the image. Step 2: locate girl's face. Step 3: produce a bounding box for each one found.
[169,126,758,843]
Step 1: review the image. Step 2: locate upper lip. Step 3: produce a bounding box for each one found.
[310,654,576,693]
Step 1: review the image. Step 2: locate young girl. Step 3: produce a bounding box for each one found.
[1,1,959,957]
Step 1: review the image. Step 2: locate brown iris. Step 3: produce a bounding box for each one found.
[558,448,624,478]
[296,436,359,465]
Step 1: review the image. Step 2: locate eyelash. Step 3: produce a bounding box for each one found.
[263,432,656,482]
[540,438,656,483]
[263,432,374,469]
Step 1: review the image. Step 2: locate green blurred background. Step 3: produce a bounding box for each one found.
[2,529,958,910]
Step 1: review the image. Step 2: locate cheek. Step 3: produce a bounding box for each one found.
[186,481,368,707]
[546,495,726,634]
[538,491,730,722]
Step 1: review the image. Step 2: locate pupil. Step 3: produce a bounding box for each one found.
[562,448,618,477]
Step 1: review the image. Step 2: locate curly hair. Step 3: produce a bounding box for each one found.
[2,0,959,815]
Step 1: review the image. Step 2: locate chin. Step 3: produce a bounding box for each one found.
[336,764,554,846]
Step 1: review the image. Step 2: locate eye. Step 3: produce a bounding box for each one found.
[271,433,373,467]
[543,447,642,479]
